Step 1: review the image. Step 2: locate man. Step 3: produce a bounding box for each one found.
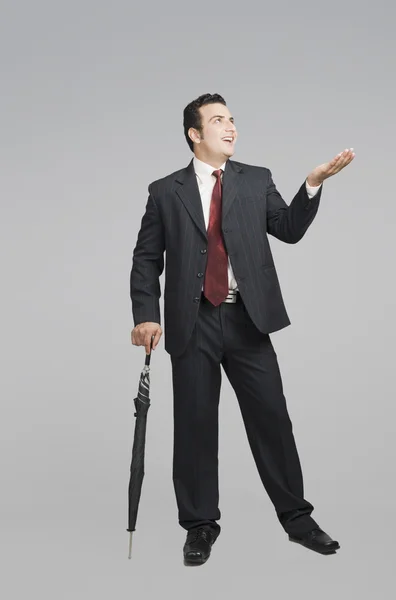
[130,93,354,566]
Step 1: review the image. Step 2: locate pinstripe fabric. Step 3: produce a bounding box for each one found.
[170,294,318,534]
[130,158,322,357]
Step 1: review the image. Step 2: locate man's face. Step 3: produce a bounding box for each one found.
[191,103,238,161]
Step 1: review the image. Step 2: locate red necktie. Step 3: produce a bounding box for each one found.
[203,169,229,306]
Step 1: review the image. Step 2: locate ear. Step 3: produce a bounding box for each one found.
[188,127,201,144]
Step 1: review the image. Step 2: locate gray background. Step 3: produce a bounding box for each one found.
[1,0,395,598]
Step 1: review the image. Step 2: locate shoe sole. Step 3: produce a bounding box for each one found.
[289,537,340,555]
[184,555,209,566]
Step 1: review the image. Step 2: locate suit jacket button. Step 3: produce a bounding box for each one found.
[193,297,200,303]
[197,272,203,278]
[200,249,207,254]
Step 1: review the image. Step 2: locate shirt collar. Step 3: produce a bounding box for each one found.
[193,156,227,181]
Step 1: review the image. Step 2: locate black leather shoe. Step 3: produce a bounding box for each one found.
[289,528,340,555]
[183,526,219,566]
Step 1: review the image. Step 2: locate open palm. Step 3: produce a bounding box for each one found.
[307,148,355,186]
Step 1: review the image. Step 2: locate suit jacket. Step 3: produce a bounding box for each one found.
[130,158,322,356]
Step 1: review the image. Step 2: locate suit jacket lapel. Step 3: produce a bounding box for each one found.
[175,160,208,240]
[222,160,241,222]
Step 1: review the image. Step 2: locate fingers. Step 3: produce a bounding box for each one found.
[152,328,162,350]
[145,334,153,355]
[328,148,355,176]
[130,324,162,354]
[336,148,355,167]
[335,149,355,172]
[329,149,349,169]
[331,154,343,165]
[341,148,354,162]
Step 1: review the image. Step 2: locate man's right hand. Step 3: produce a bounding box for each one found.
[131,322,162,354]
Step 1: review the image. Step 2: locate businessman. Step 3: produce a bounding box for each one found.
[130,93,354,566]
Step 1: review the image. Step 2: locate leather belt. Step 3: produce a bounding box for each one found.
[201,290,239,304]
[223,290,239,303]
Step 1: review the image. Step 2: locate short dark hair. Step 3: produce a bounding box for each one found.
[183,93,226,152]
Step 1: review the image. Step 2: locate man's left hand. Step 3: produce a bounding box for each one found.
[307,148,355,187]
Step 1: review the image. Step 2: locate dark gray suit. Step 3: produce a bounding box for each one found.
[130,158,323,535]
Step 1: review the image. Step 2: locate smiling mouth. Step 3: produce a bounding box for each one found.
[222,137,235,144]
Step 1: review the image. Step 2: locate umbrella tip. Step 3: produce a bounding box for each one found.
[128,532,133,559]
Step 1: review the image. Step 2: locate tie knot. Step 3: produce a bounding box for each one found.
[212,169,223,179]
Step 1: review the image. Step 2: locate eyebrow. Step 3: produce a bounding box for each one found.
[209,114,235,122]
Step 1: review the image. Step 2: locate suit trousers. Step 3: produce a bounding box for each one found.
[170,292,318,536]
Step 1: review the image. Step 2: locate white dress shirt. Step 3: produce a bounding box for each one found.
[193,156,321,292]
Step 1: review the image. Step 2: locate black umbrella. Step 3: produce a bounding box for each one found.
[127,335,154,559]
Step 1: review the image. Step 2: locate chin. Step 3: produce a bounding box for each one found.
[223,147,235,158]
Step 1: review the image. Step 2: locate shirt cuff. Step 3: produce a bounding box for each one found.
[305,180,322,198]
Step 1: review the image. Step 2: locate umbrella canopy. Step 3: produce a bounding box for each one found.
[127,337,154,558]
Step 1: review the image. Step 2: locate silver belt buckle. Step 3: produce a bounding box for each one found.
[223,290,238,304]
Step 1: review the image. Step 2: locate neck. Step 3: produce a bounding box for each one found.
[194,151,227,170]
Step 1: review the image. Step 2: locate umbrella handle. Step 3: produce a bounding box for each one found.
[144,336,155,367]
